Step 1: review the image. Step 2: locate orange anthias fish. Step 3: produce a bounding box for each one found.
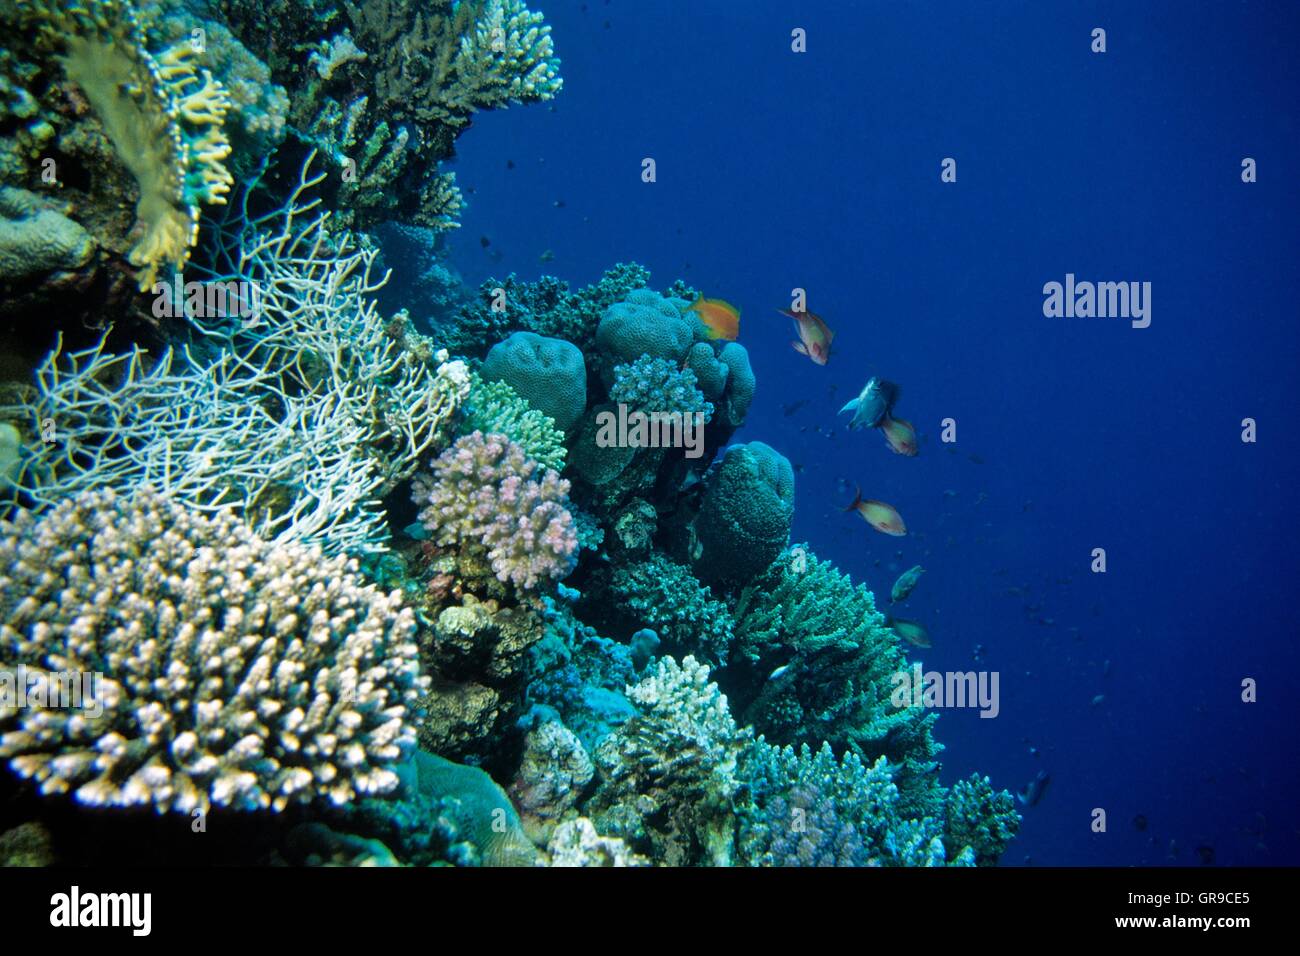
[779,308,834,365]
[688,297,741,341]
[887,616,931,649]
[880,415,918,456]
[844,487,907,536]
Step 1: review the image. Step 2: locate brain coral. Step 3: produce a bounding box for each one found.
[595,288,695,384]
[0,486,428,814]
[482,331,587,432]
[693,441,795,588]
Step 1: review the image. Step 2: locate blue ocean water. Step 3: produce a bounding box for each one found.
[441,0,1300,866]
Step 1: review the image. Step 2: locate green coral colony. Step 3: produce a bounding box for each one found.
[0,0,1018,867]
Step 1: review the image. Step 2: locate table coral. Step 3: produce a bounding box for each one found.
[0,486,428,814]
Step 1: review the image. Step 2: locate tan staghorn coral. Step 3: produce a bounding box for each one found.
[0,486,429,814]
[16,0,234,289]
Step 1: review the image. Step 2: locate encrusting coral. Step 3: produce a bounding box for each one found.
[0,486,428,814]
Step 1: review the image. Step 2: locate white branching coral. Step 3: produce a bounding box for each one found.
[0,486,429,814]
[1,154,470,554]
[453,0,564,109]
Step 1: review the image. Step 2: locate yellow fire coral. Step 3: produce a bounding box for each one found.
[18,0,234,289]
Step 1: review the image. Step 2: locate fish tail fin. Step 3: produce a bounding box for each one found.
[843,485,863,512]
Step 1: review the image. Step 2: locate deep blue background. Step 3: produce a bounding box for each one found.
[433,1,1300,866]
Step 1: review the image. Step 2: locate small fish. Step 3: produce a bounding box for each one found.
[890,564,925,603]
[880,415,918,456]
[1090,693,1106,707]
[479,235,492,248]
[687,296,740,341]
[779,308,834,365]
[1016,770,1050,808]
[1195,845,1215,865]
[780,399,809,417]
[886,615,930,648]
[839,376,900,430]
[539,249,555,263]
[767,664,794,682]
[844,487,906,536]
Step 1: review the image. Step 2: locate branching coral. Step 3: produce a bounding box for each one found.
[2,155,470,554]
[345,0,561,129]
[585,655,751,866]
[16,0,235,289]
[0,486,428,814]
[602,554,735,666]
[459,372,567,473]
[737,740,966,867]
[413,432,578,595]
[730,544,944,818]
[609,354,714,422]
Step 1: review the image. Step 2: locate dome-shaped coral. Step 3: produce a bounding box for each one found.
[693,441,795,588]
[482,331,587,432]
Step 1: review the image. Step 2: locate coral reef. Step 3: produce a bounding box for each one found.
[0,487,427,814]
[0,2,1024,872]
